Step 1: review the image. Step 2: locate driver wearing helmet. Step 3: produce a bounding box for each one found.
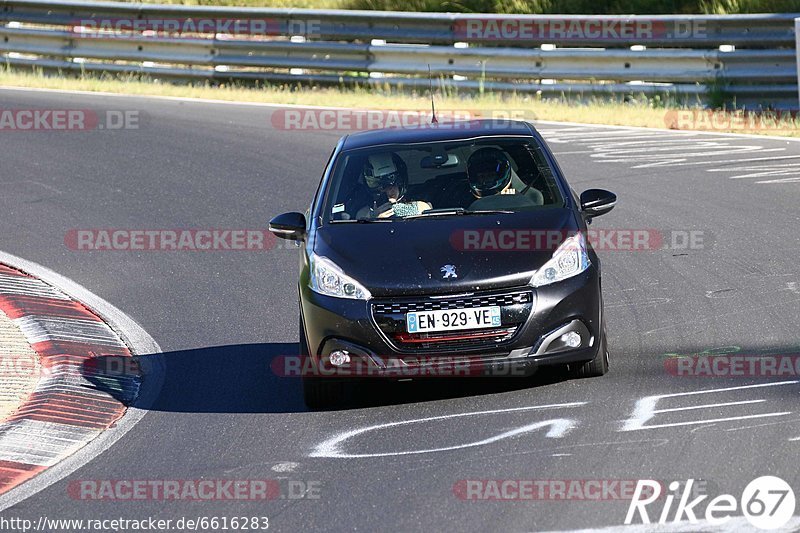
[356,153,432,219]
[466,147,540,210]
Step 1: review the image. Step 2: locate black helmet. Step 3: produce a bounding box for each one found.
[363,152,407,198]
[467,147,512,198]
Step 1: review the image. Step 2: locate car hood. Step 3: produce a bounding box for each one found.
[313,208,580,297]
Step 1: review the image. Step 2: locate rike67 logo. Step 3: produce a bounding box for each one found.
[625,476,796,530]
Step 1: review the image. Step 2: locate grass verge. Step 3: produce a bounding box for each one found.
[2,69,799,137]
[88,0,800,15]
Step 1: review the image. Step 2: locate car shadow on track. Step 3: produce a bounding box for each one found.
[83,343,572,414]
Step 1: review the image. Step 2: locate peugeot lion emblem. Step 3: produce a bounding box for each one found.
[440,265,458,279]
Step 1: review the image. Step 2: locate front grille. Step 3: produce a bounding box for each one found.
[372,292,531,314]
[371,289,534,353]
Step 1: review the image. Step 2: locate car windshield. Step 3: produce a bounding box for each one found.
[324,137,565,222]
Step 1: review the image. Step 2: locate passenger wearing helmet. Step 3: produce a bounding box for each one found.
[466,147,541,210]
[356,153,432,219]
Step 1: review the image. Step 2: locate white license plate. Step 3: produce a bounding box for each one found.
[406,306,501,334]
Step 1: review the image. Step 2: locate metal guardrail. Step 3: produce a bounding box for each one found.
[1,0,798,108]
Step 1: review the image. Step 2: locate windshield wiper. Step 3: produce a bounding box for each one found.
[330,218,392,223]
[403,208,514,220]
[330,209,514,222]
[466,209,516,215]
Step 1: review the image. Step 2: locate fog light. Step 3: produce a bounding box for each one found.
[560,332,581,348]
[329,350,351,367]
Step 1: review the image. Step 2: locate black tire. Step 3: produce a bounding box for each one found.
[299,314,310,357]
[303,377,348,410]
[299,315,346,409]
[568,325,609,379]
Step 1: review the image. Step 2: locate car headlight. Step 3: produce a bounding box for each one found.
[309,253,371,300]
[530,233,590,288]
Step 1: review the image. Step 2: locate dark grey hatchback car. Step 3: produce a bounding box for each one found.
[270,120,616,408]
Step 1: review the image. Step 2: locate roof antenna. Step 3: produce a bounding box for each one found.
[428,64,438,125]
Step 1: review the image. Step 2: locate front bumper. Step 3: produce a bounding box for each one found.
[299,265,602,379]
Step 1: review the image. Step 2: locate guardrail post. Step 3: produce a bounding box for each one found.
[796,17,800,109]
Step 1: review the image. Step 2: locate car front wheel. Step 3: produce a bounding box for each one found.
[568,324,609,378]
[300,316,346,409]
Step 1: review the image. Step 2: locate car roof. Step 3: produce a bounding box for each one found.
[339,119,538,151]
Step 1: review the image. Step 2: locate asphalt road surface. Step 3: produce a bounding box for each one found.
[1,88,800,532]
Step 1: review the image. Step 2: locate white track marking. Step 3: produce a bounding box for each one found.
[710,161,800,180]
[0,274,71,300]
[0,420,100,466]
[0,251,164,513]
[271,462,299,473]
[534,118,800,143]
[538,122,800,181]
[539,126,793,179]
[611,148,786,168]
[652,400,766,414]
[621,382,797,432]
[311,402,585,459]
[591,142,779,164]
[543,516,800,532]
[626,153,800,169]
[313,419,577,459]
[629,412,791,431]
[757,177,800,184]
[13,315,126,345]
[726,417,800,432]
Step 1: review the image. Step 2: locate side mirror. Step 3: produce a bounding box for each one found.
[269,212,306,241]
[580,189,616,218]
